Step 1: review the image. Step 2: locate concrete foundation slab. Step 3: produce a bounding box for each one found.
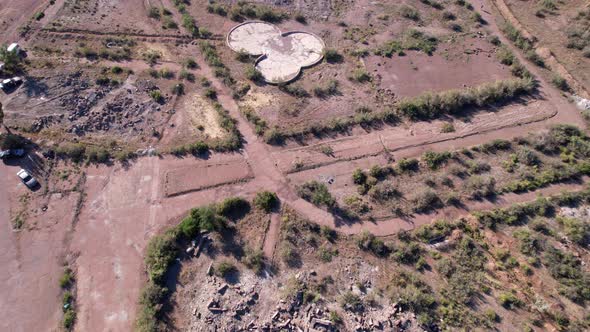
[227,21,325,84]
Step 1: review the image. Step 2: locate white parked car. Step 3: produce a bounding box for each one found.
[7,43,20,54]
[17,169,38,189]
[0,77,23,91]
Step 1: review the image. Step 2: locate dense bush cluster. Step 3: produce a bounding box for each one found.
[253,191,279,212]
[296,181,336,208]
[375,30,438,57]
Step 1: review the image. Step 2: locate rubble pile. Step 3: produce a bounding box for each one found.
[186,268,422,332]
[69,92,161,134]
[25,73,165,137]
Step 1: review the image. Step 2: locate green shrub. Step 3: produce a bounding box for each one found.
[356,230,389,256]
[149,90,165,103]
[144,232,177,283]
[297,181,336,208]
[390,271,436,314]
[350,68,371,83]
[496,46,515,65]
[143,50,161,65]
[217,197,250,217]
[148,6,161,19]
[324,49,343,63]
[279,84,309,97]
[207,3,228,16]
[242,248,264,273]
[55,143,86,163]
[313,79,339,98]
[464,176,496,199]
[318,246,338,262]
[162,17,178,29]
[397,158,419,172]
[422,151,451,170]
[204,88,217,100]
[352,168,367,184]
[263,128,285,145]
[171,83,185,96]
[368,181,400,202]
[400,5,420,21]
[181,13,199,37]
[34,11,45,21]
[60,268,74,288]
[136,282,167,331]
[392,241,422,264]
[253,191,279,212]
[498,292,522,309]
[63,309,76,329]
[544,246,590,304]
[244,65,263,82]
[415,220,455,242]
[215,260,237,278]
[159,68,175,79]
[556,216,589,246]
[184,58,198,69]
[551,75,569,91]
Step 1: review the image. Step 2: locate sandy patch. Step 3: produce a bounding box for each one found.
[184,94,225,139]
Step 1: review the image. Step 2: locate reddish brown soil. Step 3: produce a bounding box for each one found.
[502,0,590,91]
[0,0,588,330]
[366,37,513,98]
[0,155,80,332]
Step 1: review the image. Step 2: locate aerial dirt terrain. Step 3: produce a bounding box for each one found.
[0,0,589,331]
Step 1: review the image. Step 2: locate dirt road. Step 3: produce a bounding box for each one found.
[1,0,588,330]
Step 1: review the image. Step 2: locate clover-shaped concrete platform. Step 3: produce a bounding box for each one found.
[227,21,325,84]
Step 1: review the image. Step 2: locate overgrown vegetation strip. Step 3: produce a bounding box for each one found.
[250,77,536,145]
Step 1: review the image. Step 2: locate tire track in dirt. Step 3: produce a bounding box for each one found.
[262,213,280,261]
[281,102,558,174]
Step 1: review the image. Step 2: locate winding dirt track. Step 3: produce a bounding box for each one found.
[0,0,588,331]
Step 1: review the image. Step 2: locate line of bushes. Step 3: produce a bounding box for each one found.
[501,161,590,193]
[261,78,534,145]
[474,188,590,229]
[53,142,136,164]
[199,41,234,86]
[59,267,76,331]
[263,107,400,145]
[398,78,535,120]
[499,22,544,67]
[137,197,251,331]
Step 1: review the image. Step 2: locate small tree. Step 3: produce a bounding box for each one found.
[254,191,279,212]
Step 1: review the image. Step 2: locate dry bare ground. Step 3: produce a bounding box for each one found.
[0,0,589,331]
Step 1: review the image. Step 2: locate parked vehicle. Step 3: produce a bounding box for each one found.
[17,169,38,189]
[0,149,25,160]
[0,76,23,91]
[7,43,20,55]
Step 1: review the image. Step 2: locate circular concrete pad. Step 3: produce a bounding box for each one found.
[227,21,325,84]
